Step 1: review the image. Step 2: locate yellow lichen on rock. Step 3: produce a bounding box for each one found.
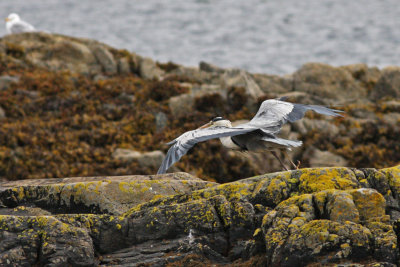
[349,188,386,221]
[252,171,295,206]
[11,187,25,201]
[382,165,400,196]
[2,165,400,266]
[298,167,360,193]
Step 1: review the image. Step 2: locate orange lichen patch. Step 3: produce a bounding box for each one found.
[298,167,360,194]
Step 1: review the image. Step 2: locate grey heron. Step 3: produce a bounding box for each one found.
[157,99,343,174]
[5,13,36,34]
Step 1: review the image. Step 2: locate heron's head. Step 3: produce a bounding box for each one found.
[198,116,232,129]
[5,13,20,22]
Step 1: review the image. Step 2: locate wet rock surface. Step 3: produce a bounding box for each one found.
[0,166,400,266]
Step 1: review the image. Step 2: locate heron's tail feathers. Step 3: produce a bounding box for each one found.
[261,137,303,148]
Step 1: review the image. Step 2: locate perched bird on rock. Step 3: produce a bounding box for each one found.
[5,13,36,34]
[157,98,344,174]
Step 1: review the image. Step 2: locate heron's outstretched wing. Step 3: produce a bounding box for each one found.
[285,103,344,122]
[244,99,344,133]
[157,126,256,174]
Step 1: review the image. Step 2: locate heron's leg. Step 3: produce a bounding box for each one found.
[270,151,289,171]
[282,150,300,169]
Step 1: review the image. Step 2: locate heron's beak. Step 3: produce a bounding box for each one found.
[5,18,10,22]
[198,121,212,129]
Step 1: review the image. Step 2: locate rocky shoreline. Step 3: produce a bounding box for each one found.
[0,32,399,181]
[0,32,400,266]
[1,166,400,266]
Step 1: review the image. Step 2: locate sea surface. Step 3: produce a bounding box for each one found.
[1,0,400,74]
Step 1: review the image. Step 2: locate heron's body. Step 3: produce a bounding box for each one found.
[231,131,300,151]
[219,136,241,150]
[219,132,293,152]
[5,13,36,34]
[157,99,344,174]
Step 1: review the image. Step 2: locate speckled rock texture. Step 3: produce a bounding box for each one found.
[1,166,400,266]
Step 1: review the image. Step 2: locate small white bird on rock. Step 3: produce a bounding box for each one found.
[5,13,36,34]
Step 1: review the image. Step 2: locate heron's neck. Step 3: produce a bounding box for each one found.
[219,137,241,150]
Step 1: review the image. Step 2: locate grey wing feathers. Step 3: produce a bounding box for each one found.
[261,136,303,147]
[157,126,256,174]
[248,99,343,132]
[286,104,344,122]
[247,99,295,132]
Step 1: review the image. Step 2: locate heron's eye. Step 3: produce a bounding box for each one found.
[212,117,224,122]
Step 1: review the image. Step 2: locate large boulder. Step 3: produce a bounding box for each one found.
[112,148,165,169]
[293,63,366,103]
[308,148,348,167]
[0,32,138,77]
[1,33,100,74]
[220,69,265,111]
[370,66,400,100]
[168,84,226,118]
[0,173,215,215]
[251,73,293,95]
[1,166,400,266]
[139,57,165,80]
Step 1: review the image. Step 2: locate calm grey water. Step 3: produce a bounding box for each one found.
[2,0,400,74]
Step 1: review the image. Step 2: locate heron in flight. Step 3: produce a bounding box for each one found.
[157,99,343,174]
[5,13,36,34]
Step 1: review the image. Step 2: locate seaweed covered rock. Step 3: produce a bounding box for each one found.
[370,66,400,100]
[0,32,141,76]
[1,166,400,266]
[262,188,394,266]
[0,32,399,185]
[293,63,368,103]
[0,172,214,215]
